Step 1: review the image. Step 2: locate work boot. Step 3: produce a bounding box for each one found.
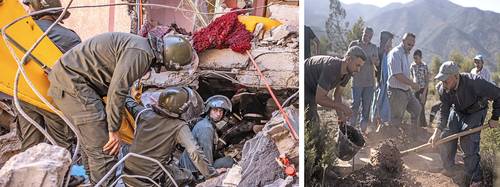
[441,164,462,177]
[67,176,85,187]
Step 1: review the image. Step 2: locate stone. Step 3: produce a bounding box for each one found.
[238,133,282,187]
[0,143,72,187]
[263,176,296,187]
[0,125,20,168]
[263,106,299,161]
[198,49,249,70]
[268,5,298,29]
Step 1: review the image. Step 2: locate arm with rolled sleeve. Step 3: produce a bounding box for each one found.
[106,49,151,132]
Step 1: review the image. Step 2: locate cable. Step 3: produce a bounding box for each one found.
[95,153,178,187]
[246,51,298,140]
[111,174,161,187]
[1,1,81,187]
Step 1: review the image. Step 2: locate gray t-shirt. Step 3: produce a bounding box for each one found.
[349,40,378,87]
[304,56,351,110]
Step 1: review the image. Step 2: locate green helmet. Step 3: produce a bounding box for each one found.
[23,0,70,20]
[157,87,190,115]
[162,35,193,68]
[155,86,204,121]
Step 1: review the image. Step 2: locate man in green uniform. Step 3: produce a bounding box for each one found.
[123,87,224,186]
[47,31,195,185]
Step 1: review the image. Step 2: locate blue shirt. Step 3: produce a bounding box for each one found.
[387,43,412,90]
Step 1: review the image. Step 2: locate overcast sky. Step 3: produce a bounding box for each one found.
[339,0,500,13]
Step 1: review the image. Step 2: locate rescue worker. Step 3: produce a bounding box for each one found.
[18,0,81,152]
[123,87,224,186]
[47,31,195,185]
[179,95,235,175]
[428,61,499,187]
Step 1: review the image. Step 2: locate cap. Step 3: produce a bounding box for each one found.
[346,46,367,61]
[434,61,460,81]
[474,54,483,61]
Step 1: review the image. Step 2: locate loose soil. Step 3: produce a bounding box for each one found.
[316,108,497,187]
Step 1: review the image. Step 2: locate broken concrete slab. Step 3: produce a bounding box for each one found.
[236,70,298,89]
[239,133,282,187]
[221,165,242,186]
[268,5,298,29]
[141,71,200,89]
[0,143,71,187]
[0,124,20,168]
[195,172,227,187]
[263,176,297,187]
[198,49,249,70]
[263,106,299,161]
[250,49,298,71]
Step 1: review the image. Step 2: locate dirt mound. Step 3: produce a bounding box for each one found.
[370,139,403,176]
[335,140,421,186]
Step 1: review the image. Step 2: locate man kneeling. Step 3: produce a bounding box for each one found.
[123,87,224,186]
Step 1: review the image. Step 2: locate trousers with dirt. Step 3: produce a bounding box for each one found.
[49,86,117,186]
[387,87,421,131]
[17,101,73,151]
[439,108,484,184]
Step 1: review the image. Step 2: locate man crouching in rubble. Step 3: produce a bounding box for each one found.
[304,46,366,176]
[123,87,224,186]
[47,31,195,185]
[428,61,499,187]
[179,95,235,176]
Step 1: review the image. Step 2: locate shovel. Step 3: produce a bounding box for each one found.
[400,125,488,156]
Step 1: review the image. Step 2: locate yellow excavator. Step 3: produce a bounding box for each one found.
[0,0,282,144]
[0,0,137,143]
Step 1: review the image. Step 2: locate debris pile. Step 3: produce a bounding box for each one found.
[196,106,299,186]
[0,124,20,168]
[0,143,71,187]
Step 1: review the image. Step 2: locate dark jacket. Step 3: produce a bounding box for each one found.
[437,73,500,130]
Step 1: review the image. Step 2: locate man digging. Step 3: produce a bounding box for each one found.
[429,61,499,187]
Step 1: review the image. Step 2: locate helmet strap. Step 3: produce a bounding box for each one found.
[147,33,165,73]
[152,104,180,118]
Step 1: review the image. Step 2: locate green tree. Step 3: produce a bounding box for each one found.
[430,55,442,76]
[346,17,365,43]
[325,0,348,56]
[449,49,474,72]
[318,35,330,55]
[495,52,500,72]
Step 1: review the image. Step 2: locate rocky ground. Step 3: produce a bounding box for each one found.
[317,108,496,187]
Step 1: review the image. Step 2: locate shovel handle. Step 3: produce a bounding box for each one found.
[401,125,487,156]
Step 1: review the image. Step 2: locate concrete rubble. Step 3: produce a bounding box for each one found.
[0,2,300,187]
[0,123,20,168]
[0,143,71,187]
[264,176,298,187]
[196,106,299,187]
